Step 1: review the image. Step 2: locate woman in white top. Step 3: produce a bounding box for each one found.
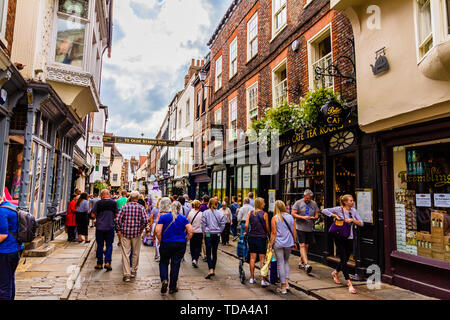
[187,200,203,268]
[220,201,232,245]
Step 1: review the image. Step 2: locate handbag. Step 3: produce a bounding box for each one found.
[260,246,273,277]
[328,207,352,239]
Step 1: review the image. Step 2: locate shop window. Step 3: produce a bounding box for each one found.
[393,139,450,262]
[272,60,288,107]
[5,137,24,201]
[247,13,258,61]
[247,83,258,129]
[333,153,356,206]
[55,0,89,68]
[309,27,333,90]
[10,104,27,131]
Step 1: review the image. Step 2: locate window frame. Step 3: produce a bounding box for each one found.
[228,97,238,141]
[215,56,223,91]
[272,58,288,107]
[215,107,222,124]
[186,99,190,127]
[246,82,259,129]
[229,37,238,79]
[0,0,9,47]
[272,0,287,39]
[307,23,334,91]
[247,13,258,62]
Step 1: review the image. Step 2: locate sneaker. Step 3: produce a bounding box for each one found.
[192,260,198,268]
[261,280,270,287]
[304,264,312,274]
[249,278,256,284]
[202,256,208,262]
[161,281,168,294]
[276,288,288,294]
[94,264,103,270]
[123,276,131,282]
[131,271,137,278]
[298,263,305,270]
[169,288,178,294]
[104,263,112,271]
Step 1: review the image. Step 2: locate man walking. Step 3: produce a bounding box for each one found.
[116,191,148,282]
[117,190,128,210]
[0,193,23,300]
[237,198,253,236]
[291,189,319,273]
[247,192,255,208]
[89,193,100,228]
[91,190,118,271]
[230,196,240,241]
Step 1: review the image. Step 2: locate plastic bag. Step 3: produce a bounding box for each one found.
[260,244,272,277]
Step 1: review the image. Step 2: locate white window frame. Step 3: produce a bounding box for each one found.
[215,107,222,124]
[215,56,223,91]
[272,59,288,107]
[186,99,190,127]
[229,37,238,79]
[307,23,334,90]
[247,13,258,62]
[272,0,287,40]
[51,0,93,72]
[246,82,258,129]
[304,0,314,8]
[0,0,9,47]
[229,98,238,141]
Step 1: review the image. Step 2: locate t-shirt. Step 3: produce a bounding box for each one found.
[292,199,319,232]
[0,201,24,253]
[230,203,239,219]
[93,199,118,231]
[158,213,189,243]
[89,198,100,213]
[117,197,128,210]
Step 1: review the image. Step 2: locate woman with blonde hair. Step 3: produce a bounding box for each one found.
[245,197,270,287]
[201,198,226,279]
[322,194,363,294]
[270,200,297,294]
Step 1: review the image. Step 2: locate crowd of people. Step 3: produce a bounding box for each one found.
[0,184,364,300]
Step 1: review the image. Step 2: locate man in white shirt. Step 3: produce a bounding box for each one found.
[237,198,253,235]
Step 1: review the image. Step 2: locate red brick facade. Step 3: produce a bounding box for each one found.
[192,0,355,161]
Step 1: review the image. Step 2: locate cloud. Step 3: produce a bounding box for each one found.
[100,0,233,158]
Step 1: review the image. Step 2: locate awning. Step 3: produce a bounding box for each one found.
[194,174,211,183]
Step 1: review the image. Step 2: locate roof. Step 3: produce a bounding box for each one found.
[207,0,242,47]
[139,156,147,167]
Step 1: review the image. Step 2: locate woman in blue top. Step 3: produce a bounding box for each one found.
[322,194,364,294]
[155,198,194,295]
[75,193,90,243]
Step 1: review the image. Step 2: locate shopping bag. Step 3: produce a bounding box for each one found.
[260,245,272,278]
[270,257,278,284]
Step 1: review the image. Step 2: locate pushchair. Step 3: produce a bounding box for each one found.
[236,233,249,284]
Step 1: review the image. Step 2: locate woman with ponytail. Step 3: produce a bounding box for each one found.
[322,195,363,294]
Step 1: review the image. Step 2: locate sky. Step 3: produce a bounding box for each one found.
[99,0,233,159]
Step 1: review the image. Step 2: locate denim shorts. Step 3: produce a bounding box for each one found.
[247,236,267,255]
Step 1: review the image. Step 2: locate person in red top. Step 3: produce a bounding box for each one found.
[66,194,79,242]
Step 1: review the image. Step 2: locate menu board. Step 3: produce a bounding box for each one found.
[356,189,373,224]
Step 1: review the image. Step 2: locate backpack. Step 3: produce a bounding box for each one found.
[0,204,37,244]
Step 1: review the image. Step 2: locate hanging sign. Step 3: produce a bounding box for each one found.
[88,133,103,147]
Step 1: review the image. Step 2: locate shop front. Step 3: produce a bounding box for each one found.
[189,168,211,200]
[276,118,381,276]
[379,118,450,299]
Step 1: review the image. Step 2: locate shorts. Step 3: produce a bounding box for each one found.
[247,236,267,255]
[297,230,314,245]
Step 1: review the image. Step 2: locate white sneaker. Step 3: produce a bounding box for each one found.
[261,280,270,287]
[249,278,256,284]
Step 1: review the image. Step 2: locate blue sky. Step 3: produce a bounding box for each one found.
[100,0,233,158]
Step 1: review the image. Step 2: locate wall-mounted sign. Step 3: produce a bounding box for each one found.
[92,147,103,154]
[416,194,432,207]
[268,190,276,212]
[356,189,373,224]
[99,157,109,167]
[88,133,103,147]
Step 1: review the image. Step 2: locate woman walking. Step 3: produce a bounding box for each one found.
[201,198,226,279]
[151,198,164,262]
[245,197,270,287]
[220,201,232,245]
[66,194,79,242]
[155,199,194,294]
[322,194,364,294]
[75,193,90,243]
[187,200,203,268]
[270,200,297,294]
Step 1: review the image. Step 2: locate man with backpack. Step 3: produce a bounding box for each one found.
[0,193,25,300]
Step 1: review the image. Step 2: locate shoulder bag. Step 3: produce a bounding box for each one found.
[282,216,299,249]
[328,207,352,239]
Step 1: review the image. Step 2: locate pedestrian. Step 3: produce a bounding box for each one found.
[138,194,147,210]
[291,189,320,273]
[200,195,209,212]
[187,200,202,268]
[237,198,253,236]
[248,192,255,208]
[155,199,194,294]
[74,188,82,196]
[150,198,162,260]
[183,194,192,212]
[322,194,364,294]
[89,193,100,228]
[177,196,188,217]
[201,198,226,279]
[245,197,270,287]
[115,191,148,282]
[230,196,240,241]
[91,189,118,272]
[220,201,232,245]
[75,193,90,243]
[269,200,297,294]
[0,193,24,300]
[117,190,128,210]
[66,194,79,242]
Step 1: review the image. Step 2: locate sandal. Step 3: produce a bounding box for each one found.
[348,286,357,294]
[332,271,341,284]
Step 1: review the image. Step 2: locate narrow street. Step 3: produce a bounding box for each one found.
[69,241,315,300]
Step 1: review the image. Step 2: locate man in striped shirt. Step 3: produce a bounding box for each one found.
[116,191,148,282]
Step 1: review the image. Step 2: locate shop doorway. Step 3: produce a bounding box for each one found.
[5,136,25,203]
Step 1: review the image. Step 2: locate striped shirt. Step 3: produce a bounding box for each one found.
[116,202,148,239]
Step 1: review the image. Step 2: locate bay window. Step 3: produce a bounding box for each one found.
[230,37,238,78]
[247,13,258,61]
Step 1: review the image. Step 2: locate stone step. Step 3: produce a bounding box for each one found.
[24,237,44,250]
[22,244,56,257]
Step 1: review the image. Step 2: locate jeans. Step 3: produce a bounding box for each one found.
[190,233,203,262]
[95,229,115,264]
[221,223,230,244]
[231,218,238,237]
[0,252,20,300]
[205,234,220,270]
[333,236,354,280]
[159,242,187,290]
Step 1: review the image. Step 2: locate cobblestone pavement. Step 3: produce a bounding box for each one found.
[69,240,316,300]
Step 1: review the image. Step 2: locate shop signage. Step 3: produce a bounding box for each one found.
[320,101,347,128]
[268,190,276,212]
[99,157,109,166]
[399,167,450,187]
[434,194,450,208]
[356,189,373,224]
[92,147,103,154]
[278,122,351,147]
[88,133,103,147]
[103,135,193,148]
[416,194,432,207]
[210,124,224,142]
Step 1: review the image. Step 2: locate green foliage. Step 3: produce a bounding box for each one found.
[94,180,108,192]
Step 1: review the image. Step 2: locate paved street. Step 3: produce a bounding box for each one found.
[69,240,315,300]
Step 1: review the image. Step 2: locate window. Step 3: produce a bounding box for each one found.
[215,56,223,91]
[273,0,287,36]
[247,83,258,128]
[113,174,118,182]
[309,28,333,89]
[186,99,190,126]
[0,0,8,44]
[230,37,238,78]
[273,60,288,107]
[229,98,238,141]
[215,108,222,124]
[178,108,182,128]
[196,90,201,119]
[392,138,450,262]
[184,151,189,174]
[417,0,433,58]
[55,0,89,68]
[247,13,258,61]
